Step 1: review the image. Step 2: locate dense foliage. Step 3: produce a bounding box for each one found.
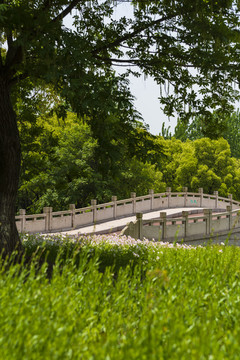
[173,110,240,159]
[157,136,240,199]
[17,112,165,213]
[17,111,240,213]
[1,234,240,359]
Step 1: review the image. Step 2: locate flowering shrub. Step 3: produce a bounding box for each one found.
[21,233,203,271]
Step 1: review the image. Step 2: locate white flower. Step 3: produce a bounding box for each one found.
[133,252,140,257]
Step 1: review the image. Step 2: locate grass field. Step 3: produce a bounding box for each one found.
[1,234,240,359]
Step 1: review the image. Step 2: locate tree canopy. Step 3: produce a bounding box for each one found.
[17,111,165,213]
[1,0,240,254]
[172,110,240,159]
[18,117,240,214]
[2,1,240,118]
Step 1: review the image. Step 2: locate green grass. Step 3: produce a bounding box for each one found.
[1,234,240,359]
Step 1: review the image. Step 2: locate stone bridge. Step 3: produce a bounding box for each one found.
[16,187,240,244]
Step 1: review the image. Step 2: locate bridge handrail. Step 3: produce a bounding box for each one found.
[51,210,72,216]
[15,187,240,234]
[75,206,93,214]
[122,206,240,242]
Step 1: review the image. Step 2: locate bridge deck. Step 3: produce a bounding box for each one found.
[49,207,204,237]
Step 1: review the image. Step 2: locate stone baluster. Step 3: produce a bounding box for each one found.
[160,212,167,240]
[182,211,189,238]
[226,205,233,230]
[43,207,52,232]
[149,189,154,211]
[214,191,218,209]
[204,209,212,235]
[91,199,97,223]
[136,212,143,240]
[69,204,76,229]
[166,187,171,208]
[199,188,203,207]
[19,209,26,233]
[112,196,117,219]
[182,187,188,207]
[131,192,136,214]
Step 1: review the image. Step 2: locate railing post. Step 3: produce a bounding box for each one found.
[49,207,52,231]
[19,209,26,233]
[43,207,52,232]
[214,191,218,209]
[69,204,75,229]
[43,207,48,231]
[228,194,233,207]
[166,187,171,208]
[160,212,167,240]
[91,199,97,223]
[131,192,136,214]
[128,222,135,238]
[199,188,203,207]
[182,211,189,238]
[182,187,188,207]
[204,209,212,235]
[226,205,232,230]
[149,189,154,210]
[112,196,117,219]
[136,212,143,240]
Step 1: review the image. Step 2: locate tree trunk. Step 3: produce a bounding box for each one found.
[0,76,22,256]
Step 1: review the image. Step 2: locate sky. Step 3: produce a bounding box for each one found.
[127,73,176,135]
[112,2,177,135]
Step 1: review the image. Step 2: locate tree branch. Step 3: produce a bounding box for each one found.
[92,13,177,55]
[9,72,29,87]
[7,31,13,50]
[95,55,141,64]
[95,54,197,70]
[110,63,139,67]
[52,0,82,23]
[5,43,23,69]
[5,29,23,71]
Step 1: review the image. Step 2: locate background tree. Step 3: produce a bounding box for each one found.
[154,136,240,198]
[1,0,240,254]
[222,111,240,158]
[159,122,172,140]
[17,111,166,212]
[173,110,240,158]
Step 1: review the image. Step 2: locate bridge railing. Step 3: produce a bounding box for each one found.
[122,205,240,243]
[15,187,240,234]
